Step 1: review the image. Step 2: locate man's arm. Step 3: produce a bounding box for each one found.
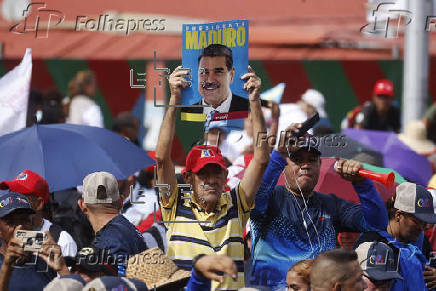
[250,150,287,216]
[251,123,304,216]
[239,66,270,207]
[0,262,13,291]
[266,100,280,152]
[155,66,190,205]
[335,159,388,231]
[0,229,27,291]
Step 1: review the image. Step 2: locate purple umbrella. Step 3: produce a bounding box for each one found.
[342,129,432,186]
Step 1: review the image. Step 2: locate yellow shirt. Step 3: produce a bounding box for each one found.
[160,183,252,290]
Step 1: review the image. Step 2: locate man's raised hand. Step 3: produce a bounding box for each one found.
[277,123,307,158]
[168,66,191,104]
[241,66,261,100]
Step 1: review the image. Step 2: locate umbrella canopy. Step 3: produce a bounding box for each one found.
[0,124,155,192]
[318,134,384,167]
[343,129,433,186]
[277,157,395,204]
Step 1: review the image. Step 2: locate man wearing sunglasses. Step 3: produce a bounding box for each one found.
[355,241,403,291]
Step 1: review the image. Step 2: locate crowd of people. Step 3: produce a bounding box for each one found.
[2,44,436,291]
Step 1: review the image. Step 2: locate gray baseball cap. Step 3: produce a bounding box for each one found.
[394,182,436,224]
[82,172,119,204]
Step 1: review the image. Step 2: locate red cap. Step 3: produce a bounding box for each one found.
[0,170,49,204]
[182,145,227,174]
[373,79,394,97]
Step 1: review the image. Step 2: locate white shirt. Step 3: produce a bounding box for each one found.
[68,95,104,128]
[225,130,253,158]
[202,91,233,116]
[227,155,247,189]
[219,139,240,162]
[40,219,77,257]
[122,185,159,226]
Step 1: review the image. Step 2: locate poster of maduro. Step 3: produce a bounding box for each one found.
[181,19,249,129]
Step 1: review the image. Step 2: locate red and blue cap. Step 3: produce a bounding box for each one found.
[182,145,227,174]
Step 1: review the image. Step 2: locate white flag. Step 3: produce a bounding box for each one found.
[0,48,32,136]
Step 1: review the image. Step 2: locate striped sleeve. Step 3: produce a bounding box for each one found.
[160,183,179,223]
[235,183,252,229]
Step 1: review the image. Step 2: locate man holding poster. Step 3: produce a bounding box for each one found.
[155,63,270,290]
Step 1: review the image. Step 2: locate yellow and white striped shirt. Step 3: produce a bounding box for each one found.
[161,183,252,290]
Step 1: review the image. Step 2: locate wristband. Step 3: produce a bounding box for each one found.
[192,253,206,270]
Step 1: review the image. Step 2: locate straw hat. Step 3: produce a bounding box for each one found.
[398,120,436,155]
[126,248,191,290]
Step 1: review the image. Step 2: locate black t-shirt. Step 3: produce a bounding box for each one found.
[356,102,401,133]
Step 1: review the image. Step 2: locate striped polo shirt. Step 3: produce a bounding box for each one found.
[161,183,251,291]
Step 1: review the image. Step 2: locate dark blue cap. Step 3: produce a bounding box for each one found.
[0,192,35,218]
[356,241,403,281]
[288,135,321,158]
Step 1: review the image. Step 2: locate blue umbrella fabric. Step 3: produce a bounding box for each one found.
[343,128,432,186]
[0,124,155,192]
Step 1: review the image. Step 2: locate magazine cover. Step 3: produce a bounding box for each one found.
[180,19,249,130]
